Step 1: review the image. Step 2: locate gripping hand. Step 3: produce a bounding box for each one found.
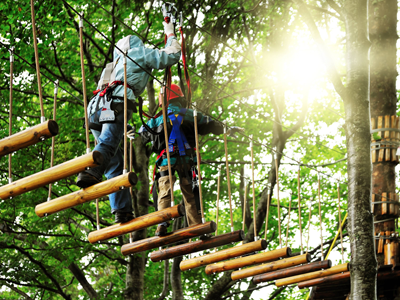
[227,126,245,139]
[163,21,174,35]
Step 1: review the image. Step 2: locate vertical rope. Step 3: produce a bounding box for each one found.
[298,164,303,254]
[78,13,90,153]
[160,84,174,206]
[242,177,247,232]
[274,151,282,247]
[264,192,270,241]
[223,122,234,232]
[47,80,58,201]
[285,192,292,247]
[129,138,133,243]
[216,165,221,235]
[250,135,257,241]
[318,172,324,261]
[337,180,345,262]
[123,52,128,174]
[8,47,14,184]
[193,105,205,222]
[30,0,45,122]
[306,200,312,253]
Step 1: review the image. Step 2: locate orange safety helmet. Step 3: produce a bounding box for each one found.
[158,84,185,107]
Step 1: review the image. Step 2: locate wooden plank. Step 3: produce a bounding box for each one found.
[205,247,291,275]
[121,221,217,256]
[0,151,103,200]
[180,239,267,271]
[89,204,185,243]
[389,193,395,215]
[384,115,390,161]
[35,172,138,217]
[150,230,244,262]
[275,263,349,287]
[396,194,399,216]
[297,271,350,289]
[253,260,332,284]
[371,117,376,163]
[378,116,384,162]
[378,231,385,253]
[382,192,387,215]
[0,120,58,157]
[231,253,310,281]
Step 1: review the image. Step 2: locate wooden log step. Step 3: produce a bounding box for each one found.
[150,230,244,262]
[275,263,349,287]
[121,221,216,256]
[298,271,350,289]
[180,239,267,272]
[0,120,59,157]
[35,172,138,217]
[231,253,310,281]
[0,151,103,200]
[205,247,291,275]
[89,204,185,244]
[253,260,332,284]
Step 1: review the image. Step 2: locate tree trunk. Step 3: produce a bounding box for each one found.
[343,1,376,299]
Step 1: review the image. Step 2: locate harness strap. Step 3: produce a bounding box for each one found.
[92,80,134,97]
[179,26,191,107]
[168,108,191,156]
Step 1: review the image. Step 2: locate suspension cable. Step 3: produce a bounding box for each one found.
[47,80,59,201]
[274,151,282,247]
[30,0,45,122]
[193,104,205,222]
[8,47,14,184]
[216,165,221,236]
[264,192,271,241]
[123,51,128,173]
[242,177,247,232]
[250,135,258,240]
[298,164,303,254]
[337,180,345,262]
[78,14,91,154]
[318,173,324,261]
[306,199,312,253]
[285,192,292,247]
[223,122,235,232]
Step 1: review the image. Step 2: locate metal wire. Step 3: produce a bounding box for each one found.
[285,192,292,247]
[250,135,258,240]
[223,123,235,232]
[298,165,303,254]
[47,80,59,201]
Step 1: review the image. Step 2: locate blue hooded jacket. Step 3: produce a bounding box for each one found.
[88,35,181,116]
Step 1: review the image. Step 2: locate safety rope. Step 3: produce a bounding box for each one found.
[285,192,292,247]
[123,52,128,174]
[47,80,59,201]
[264,192,271,241]
[30,0,45,123]
[242,177,247,232]
[318,173,324,261]
[274,151,282,247]
[193,104,205,222]
[306,200,312,253]
[223,122,235,232]
[8,47,14,185]
[250,135,258,240]
[298,164,304,254]
[178,25,191,107]
[216,165,221,236]
[78,14,91,154]
[337,180,345,262]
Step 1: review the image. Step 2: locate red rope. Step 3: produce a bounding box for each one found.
[179,26,192,107]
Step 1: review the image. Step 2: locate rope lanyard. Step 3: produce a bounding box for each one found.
[123,52,128,174]
[306,200,312,253]
[30,0,45,123]
[216,165,221,235]
[337,180,345,262]
[250,135,258,241]
[8,47,14,184]
[264,192,270,241]
[160,84,174,207]
[47,80,59,201]
[242,177,247,232]
[286,192,292,247]
[178,25,191,107]
[193,105,205,222]
[93,139,100,231]
[318,173,324,260]
[78,14,91,154]
[298,164,303,254]
[274,151,282,247]
[223,122,234,232]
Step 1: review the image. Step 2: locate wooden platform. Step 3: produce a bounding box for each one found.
[0,151,103,200]
[0,120,58,157]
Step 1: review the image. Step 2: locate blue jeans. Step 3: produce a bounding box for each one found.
[88,108,133,213]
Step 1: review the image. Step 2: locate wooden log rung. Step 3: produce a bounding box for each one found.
[275,263,349,287]
[180,239,267,272]
[205,247,291,275]
[35,172,138,217]
[0,120,59,158]
[297,271,350,289]
[89,204,185,244]
[0,151,103,200]
[253,260,332,284]
[150,230,245,262]
[121,221,217,256]
[231,253,310,281]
